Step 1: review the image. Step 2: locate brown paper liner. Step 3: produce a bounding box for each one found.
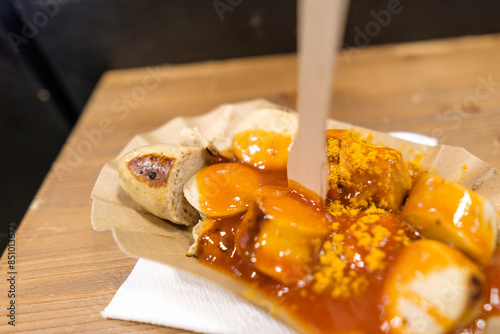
[91,99,500,333]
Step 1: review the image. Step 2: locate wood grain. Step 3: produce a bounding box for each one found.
[1,33,500,333]
[289,0,349,196]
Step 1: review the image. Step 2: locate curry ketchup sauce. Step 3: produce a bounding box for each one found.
[192,129,500,333]
[192,130,404,333]
[195,176,398,333]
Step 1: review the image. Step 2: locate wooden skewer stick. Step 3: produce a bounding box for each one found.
[287,0,350,197]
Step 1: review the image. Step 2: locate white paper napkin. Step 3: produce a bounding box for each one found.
[102,258,294,334]
[102,132,437,333]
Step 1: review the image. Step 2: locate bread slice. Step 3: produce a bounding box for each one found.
[118,144,209,226]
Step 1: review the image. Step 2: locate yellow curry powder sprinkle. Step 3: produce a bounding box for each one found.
[407,151,425,177]
[327,134,406,209]
[313,214,410,299]
[313,233,365,299]
[393,228,412,246]
[343,142,380,175]
[364,203,388,214]
[317,131,414,299]
[327,200,388,218]
[326,138,341,162]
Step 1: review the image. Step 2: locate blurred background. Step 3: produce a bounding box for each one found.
[1,0,499,253]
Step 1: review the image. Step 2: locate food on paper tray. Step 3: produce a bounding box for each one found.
[117,106,499,333]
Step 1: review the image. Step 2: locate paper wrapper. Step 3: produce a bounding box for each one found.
[91,99,500,333]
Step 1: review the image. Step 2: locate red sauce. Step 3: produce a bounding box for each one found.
[197,214,398,333]
[193,130,500,333]
[195,162,410,333]
[197,196,500,333]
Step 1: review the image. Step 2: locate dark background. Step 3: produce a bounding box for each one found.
[1,0,500,254]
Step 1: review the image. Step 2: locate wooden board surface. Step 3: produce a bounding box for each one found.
[1,33,500,333]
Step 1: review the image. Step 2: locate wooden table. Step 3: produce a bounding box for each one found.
[2,33,500,333]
